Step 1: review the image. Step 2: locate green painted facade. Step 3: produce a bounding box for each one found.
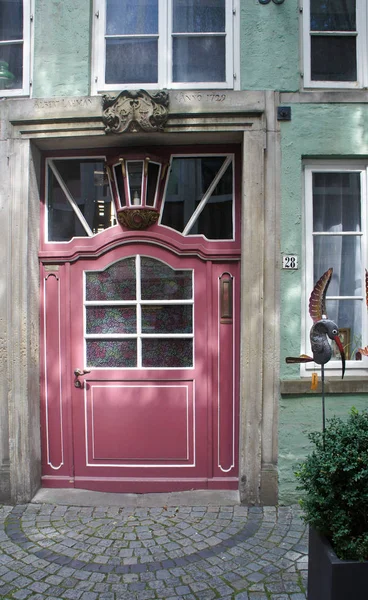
[33,0,91,98]
[240,0,299,91]
[281,104,368,375]
[279,396,368,504]
[279,104,368,502]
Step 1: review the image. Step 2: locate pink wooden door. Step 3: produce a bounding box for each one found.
[40,150,240,493]
[41,245,239,492]
[69,245,201,492]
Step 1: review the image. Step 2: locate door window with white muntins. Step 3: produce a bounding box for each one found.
[84,256,194,369]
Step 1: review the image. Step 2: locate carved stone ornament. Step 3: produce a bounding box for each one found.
[117,207,160,230]
[102,89,169,134]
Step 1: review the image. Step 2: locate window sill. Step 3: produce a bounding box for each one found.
[280,90,368,104]
[280,377,368,396]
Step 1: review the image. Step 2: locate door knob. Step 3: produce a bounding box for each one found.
[74,368,91,388]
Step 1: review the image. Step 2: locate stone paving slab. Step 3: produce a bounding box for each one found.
[0,502,308,599]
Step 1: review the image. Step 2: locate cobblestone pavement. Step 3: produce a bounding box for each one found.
[0,503,308,600]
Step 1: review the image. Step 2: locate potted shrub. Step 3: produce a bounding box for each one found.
[295,408,368,600]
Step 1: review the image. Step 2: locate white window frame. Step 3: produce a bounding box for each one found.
[0,0,32,97]
[303,161,368,377]
[91,0,238,94]
[302,0,367,89]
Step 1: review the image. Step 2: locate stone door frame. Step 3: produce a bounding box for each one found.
[0,90,280,504]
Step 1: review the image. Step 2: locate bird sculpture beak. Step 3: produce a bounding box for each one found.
[333,335,346,379]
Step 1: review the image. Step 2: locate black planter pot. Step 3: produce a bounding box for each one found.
[308,526,368,600]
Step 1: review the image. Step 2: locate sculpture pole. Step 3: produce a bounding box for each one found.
[321,364,326,448]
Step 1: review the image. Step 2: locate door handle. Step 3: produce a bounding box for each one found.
[220,273,233,324]
[74,368,91,388]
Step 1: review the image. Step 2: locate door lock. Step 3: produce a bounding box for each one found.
[74,368,91,388]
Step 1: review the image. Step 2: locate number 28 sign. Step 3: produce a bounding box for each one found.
[282,255,298,270]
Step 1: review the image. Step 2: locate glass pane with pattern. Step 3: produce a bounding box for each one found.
[85,257,194,369]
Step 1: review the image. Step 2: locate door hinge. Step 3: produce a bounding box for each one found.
[95,10,99,17]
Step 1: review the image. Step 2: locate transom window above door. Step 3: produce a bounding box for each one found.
[92,0,236,93]
[45,152,236,243]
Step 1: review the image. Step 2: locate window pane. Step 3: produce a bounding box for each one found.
[142,305,192,333]
[313,172,361,232]
[146,162,160,206]
[311,36,356,81]
[0,0,23,40]
[189,199,232,238]
[310,0,355,31]
[173,0,225,33]
[313,236,361,296]
[325,299,362,361]
[47,169,89,241]
[106,0,158,35]
[128,162,143,205]
[162,157,227,232]
[142,338,193,367]
[86,307,136,334]
[86,259,136,301]
[50,160,114,237]
[173,36,225,82]
[189,162,233,239]
[141,258,192,300]
[106,38,158,84]
[114,163,127,207]
[0,44,22,89]
[87,340,137,367]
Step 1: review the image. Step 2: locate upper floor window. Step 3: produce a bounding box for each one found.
[0,0,31,96]
[92,0,236,93]
[304,163,368,376]
[303,0,365,88]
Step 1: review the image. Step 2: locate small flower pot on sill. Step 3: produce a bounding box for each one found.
[308,526,368,600]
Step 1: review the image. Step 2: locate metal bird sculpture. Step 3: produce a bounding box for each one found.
[286,268,345,378]
[285,268,346,442]
[357,269,368,357]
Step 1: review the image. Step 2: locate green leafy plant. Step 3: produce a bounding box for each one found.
[295,408,368,561]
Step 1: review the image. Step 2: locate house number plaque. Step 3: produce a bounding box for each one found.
[282,255,298,270]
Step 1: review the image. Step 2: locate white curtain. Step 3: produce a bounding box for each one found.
[313,172,362,358]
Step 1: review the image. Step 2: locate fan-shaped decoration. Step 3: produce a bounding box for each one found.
[309,267,333,323]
